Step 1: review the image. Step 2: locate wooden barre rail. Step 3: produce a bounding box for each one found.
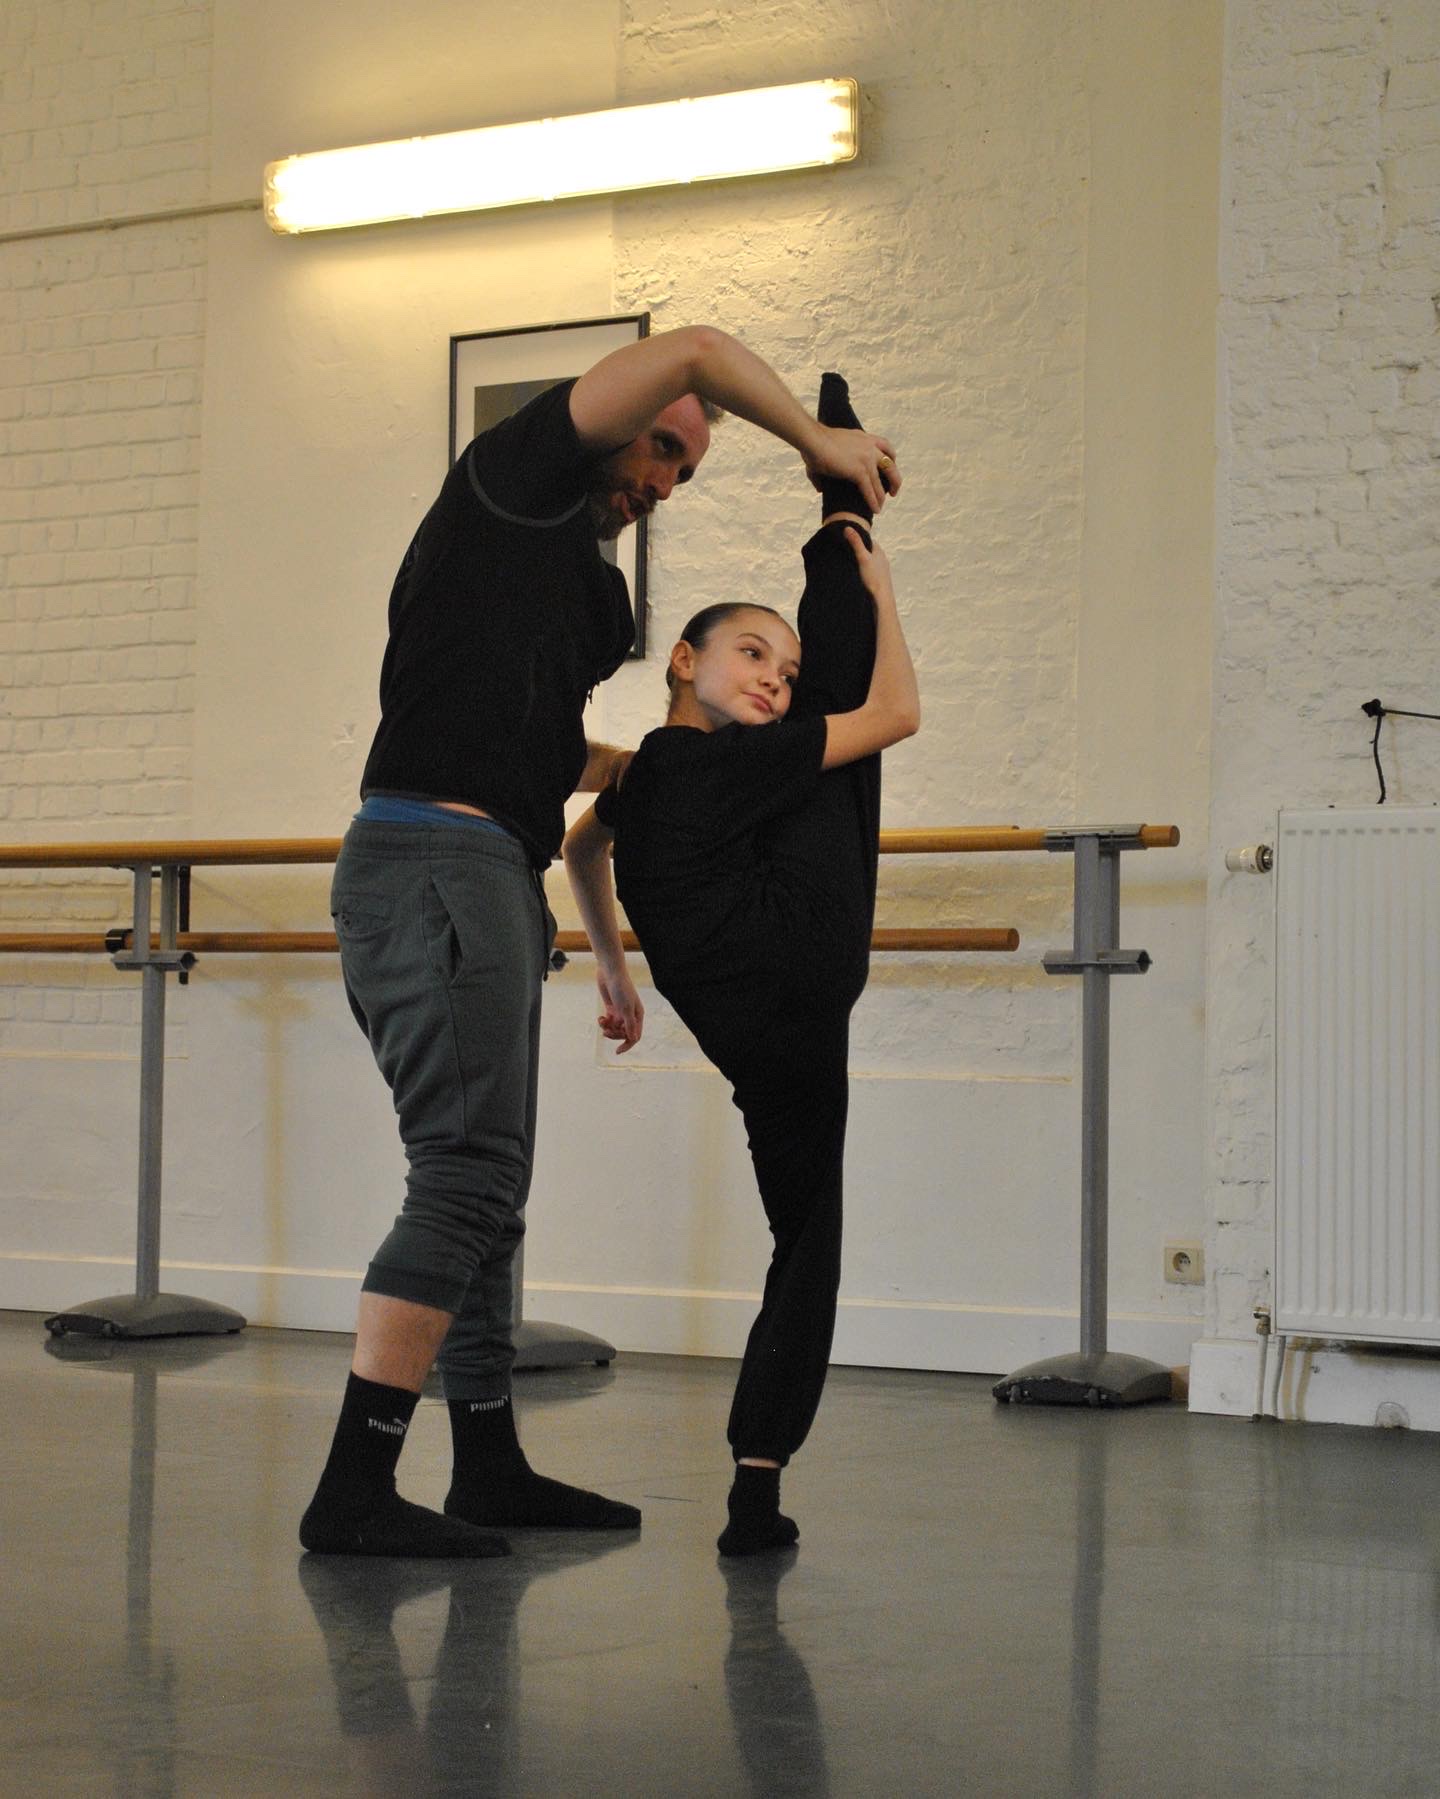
[0,827,1182,959]
[0,824,1179,870]
[0,839,347,869]
[879,825,1179,854]
[0,927,1020,956]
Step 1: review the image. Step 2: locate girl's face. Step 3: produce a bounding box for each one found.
[680,611,802,730]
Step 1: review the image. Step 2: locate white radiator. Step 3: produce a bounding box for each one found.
[1274,807,1440,1345]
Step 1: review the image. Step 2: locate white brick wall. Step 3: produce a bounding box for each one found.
[608,0,1092,1079]
[0,0,1217,1361]
[1208,0,1440,1335]
[0,0,212,1048]
[1,0,212,233]
[9,0,1432,1356]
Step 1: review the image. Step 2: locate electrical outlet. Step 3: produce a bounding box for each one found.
[1164,1241,1204,1285]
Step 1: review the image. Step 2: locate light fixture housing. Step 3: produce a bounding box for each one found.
[263,79,859,235]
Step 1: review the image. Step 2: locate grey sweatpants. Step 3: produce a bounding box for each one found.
[331,818,555,1402]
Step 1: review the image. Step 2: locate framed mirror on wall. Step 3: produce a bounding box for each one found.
[450,313,651,656]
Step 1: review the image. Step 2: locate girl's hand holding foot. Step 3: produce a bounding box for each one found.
[844,526,895,602]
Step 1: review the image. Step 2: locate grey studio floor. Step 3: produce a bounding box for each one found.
[5,1312,1440,1799]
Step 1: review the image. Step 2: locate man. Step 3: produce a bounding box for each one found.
[300,325,900,1557]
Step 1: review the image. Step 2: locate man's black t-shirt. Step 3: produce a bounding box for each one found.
[594,715,830,1002]
[360,378,634,865]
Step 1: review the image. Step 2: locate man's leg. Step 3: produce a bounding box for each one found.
[354,1291,455,1389]
[300,1310,507,1559]
[301,829,544,1557]
[441,923,640,1531]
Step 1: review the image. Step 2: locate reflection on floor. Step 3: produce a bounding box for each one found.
[4,1309,1440,1796]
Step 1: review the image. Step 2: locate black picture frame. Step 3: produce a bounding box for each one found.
[449,312,652,656]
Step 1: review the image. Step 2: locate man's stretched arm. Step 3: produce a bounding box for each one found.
[569,326,901,514]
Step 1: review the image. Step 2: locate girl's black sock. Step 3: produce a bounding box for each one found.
[444,1394,640,1530]
[817,371,875,525]
[717,1464,800,1557]
[300,1372,510,1558]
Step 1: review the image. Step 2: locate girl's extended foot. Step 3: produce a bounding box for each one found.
[818,372,876,525]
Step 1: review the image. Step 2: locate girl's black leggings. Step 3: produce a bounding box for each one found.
[673,520,881,1465]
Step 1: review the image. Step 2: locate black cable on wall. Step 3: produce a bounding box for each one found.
[1361,699,1440,804]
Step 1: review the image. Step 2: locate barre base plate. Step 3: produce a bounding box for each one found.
[992,1350,1173,1408]
[513,1318,616,1371]
[44,1293,247,1340]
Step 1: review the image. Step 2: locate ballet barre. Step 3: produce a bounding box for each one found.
[2,824,1178,1405]
[0,928,1019,955]
[0,833,1021,1348]
[0,825,1179,869]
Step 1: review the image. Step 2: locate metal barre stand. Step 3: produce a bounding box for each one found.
[45,858,245,1340]
[511,1244,616,1372]
[991,827,1172,1407]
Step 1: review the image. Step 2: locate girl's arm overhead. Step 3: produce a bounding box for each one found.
[820,524,922,770]
[561,803,645,1054]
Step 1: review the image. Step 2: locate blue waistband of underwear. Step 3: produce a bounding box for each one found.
[355,795,514,838]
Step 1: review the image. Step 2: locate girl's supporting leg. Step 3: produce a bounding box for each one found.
[679,1010,850,1554]
[722,1022,851,1468]
[702,936,865,1554]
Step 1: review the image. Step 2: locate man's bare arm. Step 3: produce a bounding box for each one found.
[569,326,900,514]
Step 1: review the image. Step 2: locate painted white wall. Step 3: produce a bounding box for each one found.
[1075,0,1219,1327]
[1191,0,1440,1422]
[2,1,1221,1378]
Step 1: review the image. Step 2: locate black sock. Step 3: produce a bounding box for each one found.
[300,1372,510,1558]
[444,1394,640,1530]
[717,1464,800,1557]
[818,371,875,526]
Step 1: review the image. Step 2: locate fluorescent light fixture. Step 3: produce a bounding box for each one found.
[263,79,858,234]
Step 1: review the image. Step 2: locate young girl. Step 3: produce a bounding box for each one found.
[563,376,919,1555]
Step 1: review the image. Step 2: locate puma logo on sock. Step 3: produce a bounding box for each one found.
[366,1415,408,1437]
[467,1397,510,1414]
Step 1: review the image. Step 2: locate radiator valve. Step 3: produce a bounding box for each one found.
[1226,844,1274,874]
